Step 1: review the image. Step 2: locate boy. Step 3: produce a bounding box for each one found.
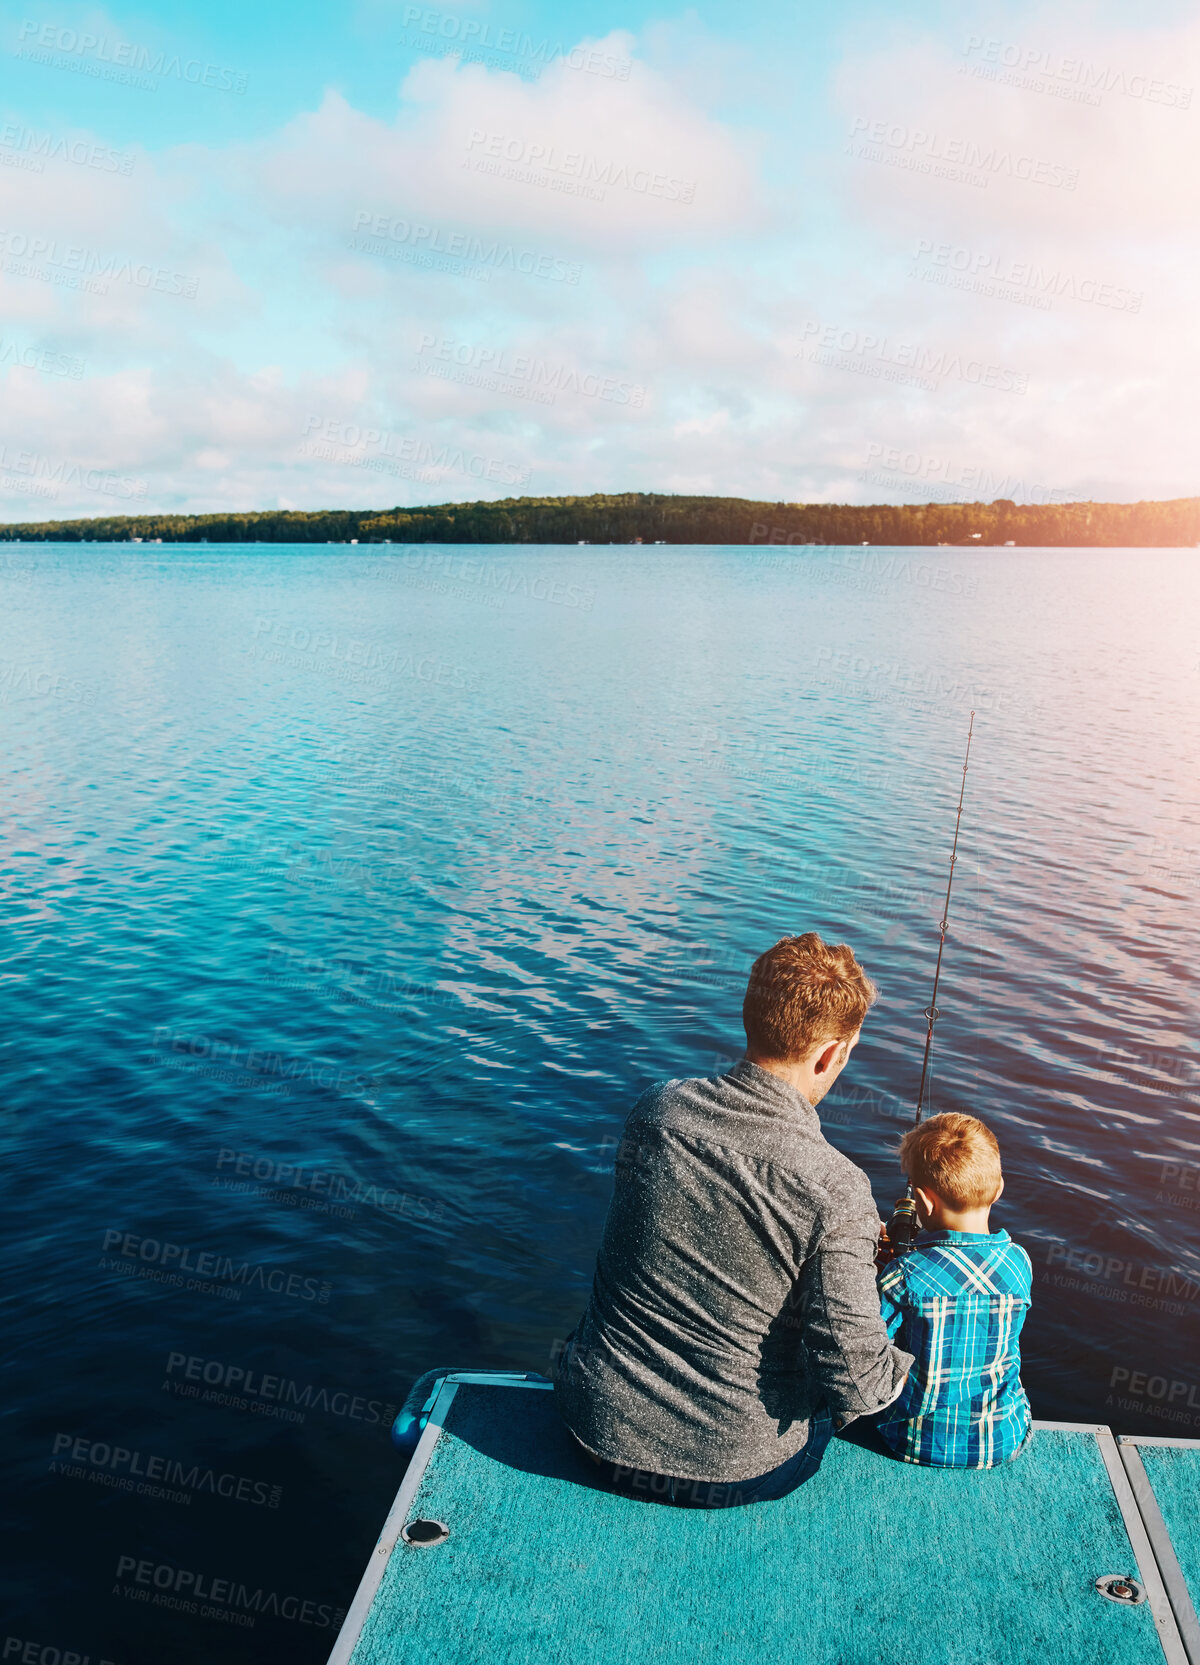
[874,1112,1032,1467]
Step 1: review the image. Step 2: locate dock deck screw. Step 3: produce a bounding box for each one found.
[1095,1574,1145,1604]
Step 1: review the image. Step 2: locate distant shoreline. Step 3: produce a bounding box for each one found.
[1,491,1197,547]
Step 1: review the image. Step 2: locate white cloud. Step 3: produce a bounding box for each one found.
[1,8,1197,519]
[241,38,765,253]
[831,15,1200,239]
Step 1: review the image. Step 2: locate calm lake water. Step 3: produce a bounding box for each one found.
[2,541,1197,1662]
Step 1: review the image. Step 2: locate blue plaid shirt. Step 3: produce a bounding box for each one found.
[876,1228,1032,1468]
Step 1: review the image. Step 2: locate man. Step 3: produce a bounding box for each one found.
[553,932,913,1508]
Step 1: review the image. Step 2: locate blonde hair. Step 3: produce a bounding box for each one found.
[742,932,877,1061]
[899,1112,1002,1210]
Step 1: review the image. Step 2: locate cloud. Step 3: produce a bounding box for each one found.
[1,7,1197,518]
[831,14,1200,239]
[0,120,250,353]
[241,38,765,254]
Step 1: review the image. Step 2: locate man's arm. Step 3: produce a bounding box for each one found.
[798,1195,914,1428]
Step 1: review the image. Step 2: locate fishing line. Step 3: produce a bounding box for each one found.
[884,711,975,1254]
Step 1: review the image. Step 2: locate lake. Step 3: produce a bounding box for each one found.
[2,541,1197,1663]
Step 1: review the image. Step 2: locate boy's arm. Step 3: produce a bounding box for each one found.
[877,1264,908,1343]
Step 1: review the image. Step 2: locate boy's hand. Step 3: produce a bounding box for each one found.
[874,1221,895,1271]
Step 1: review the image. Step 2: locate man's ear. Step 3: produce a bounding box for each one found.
[813,1039,842,1076]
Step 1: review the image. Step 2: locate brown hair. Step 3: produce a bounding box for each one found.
[899,1113,1002,1209]
[742,932,877,1061]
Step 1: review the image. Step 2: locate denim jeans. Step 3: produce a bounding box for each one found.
[571,1410,835,1510]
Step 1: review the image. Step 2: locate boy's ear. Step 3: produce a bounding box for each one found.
[994,1177,1005,1201]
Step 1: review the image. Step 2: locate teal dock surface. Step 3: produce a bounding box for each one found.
[330,1374,1195,1665]
[1120,1437,1200,1665]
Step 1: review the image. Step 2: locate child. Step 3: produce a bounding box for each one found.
[875,1112,1032,1467]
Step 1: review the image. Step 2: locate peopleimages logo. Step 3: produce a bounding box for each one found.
[912,240,1142,313]
[100,1230,332,1303]
[0,120,134,174]
[847,116,1078,189]
[1045,1242,1200,1305]
[3,1639,121,1664]
[349,211,582,284]
[414,334,646,408]
[961,34,1191,108]
[797,320,1028,394]
[464,130,695,202]
[398,6,632,79]
[251,612,479,689]
[50,1432,280,1508]
[861,442,1073,503]
[151,1025,371,1095]
[383,547,598,612]
[214,1147,447,1222]
[113,1555,343,1629]
[300,416,530,489]
[1109,1367,1200,1408]
[15,21,248,92]
[0,659,97,704]
[0,446,145,500]
[0,335,85,378]
[163,1350,400,1428]
[0,231,198,296]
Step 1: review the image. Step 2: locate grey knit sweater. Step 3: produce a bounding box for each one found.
[553,1059,914,1482]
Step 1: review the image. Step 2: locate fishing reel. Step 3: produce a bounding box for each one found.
[883,1189,921,1258]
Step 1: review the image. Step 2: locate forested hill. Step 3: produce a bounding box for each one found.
[1,493,1197,546]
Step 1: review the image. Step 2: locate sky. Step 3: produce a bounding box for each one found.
[0,0,1196,519]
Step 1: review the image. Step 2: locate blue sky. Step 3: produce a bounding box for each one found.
[0,0,1195,518]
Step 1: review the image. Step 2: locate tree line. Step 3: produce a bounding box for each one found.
[1,493,1197,546]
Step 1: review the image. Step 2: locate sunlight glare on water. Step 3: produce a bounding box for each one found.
[1,541,1197,1661]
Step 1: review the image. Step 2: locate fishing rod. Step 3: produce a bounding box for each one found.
[884,711,975,1256]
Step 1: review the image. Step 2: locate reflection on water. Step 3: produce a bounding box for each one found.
[1,542,1197,1661]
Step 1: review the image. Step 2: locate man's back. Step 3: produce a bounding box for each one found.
[553,1059,913,1483]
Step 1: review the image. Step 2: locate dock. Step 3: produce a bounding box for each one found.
[328,1372,1200,1665]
